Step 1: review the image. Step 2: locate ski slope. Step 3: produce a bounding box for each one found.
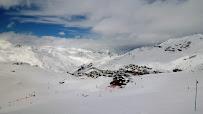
[0,34,203,113]
[0,62,202,114]
[99,34,203,72]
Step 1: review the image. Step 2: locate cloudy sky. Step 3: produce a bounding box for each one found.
[0,0,203,52]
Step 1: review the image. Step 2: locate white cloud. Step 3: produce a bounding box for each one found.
[74,36,80,39]
[7,22,15,29]
[0,0,21,9]
[58,31,65,35]
[0,31,141,52]
[2,0,203,50]
[0,31,102,50]
[0,0,31,9]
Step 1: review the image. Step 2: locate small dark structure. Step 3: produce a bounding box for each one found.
[173,69,182,72]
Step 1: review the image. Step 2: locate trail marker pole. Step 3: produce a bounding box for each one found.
[195,80,198,111]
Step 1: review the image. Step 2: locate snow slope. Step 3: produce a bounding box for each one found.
[0,40,114,73]
[99,34,203,72]
[1,34,203,114]
[0,62,203,114]
[1,34,203,73]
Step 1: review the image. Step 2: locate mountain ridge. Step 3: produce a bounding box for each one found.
[99,34,203,72]
[0,40,114,73]
[0,34,203,73]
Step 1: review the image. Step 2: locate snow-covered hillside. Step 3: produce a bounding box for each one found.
[0,40,114,73]
[1,34,203,73]
[1,34,203,113]
[0,62,203,114]
[99,34,203,72]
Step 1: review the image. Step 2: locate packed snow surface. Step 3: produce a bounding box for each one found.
[0,63,202,114]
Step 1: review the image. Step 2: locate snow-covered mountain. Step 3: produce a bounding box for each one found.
[99,34,203,72]
[0,34,203,74]
[0,40,114,73]
[1,34,203,114]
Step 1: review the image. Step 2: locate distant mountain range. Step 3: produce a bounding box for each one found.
[0,34,203,74]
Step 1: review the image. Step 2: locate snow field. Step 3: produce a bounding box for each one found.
[0,63,203,114]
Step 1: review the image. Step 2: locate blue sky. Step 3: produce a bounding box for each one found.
[0,8,92,38]
[0,0,202,51]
